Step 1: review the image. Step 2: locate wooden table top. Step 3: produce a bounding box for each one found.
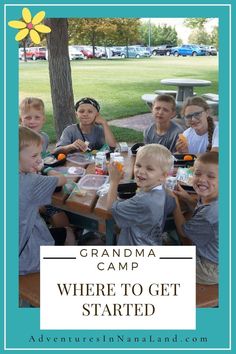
[52,152,136,220]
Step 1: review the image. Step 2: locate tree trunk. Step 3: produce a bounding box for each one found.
[45,18,76,139]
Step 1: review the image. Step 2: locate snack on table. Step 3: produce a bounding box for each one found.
[43,156,57,164]
[178,134,188,145]
[57,153,66,161]
[183,154,194,161]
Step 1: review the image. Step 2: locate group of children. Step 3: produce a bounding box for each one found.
[19,94,218,285]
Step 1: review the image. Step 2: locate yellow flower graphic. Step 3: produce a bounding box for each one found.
[8,7,51,44]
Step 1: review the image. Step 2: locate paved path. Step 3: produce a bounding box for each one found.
[108,113,153,132]
[108,112,186,131]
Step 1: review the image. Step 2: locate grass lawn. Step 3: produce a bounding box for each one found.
[19,55,218,143]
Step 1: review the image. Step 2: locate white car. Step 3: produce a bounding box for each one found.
[68,46,84,60]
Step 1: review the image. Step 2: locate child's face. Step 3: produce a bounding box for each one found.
[134,154,167,191]
[20,108,45,133]
[19,143,43,173]
[152,100,175,125]
[76,103,98,126]
[183,105,209,134]
[193,161,218,202]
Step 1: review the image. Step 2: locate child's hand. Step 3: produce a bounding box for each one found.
[72,139,89,152]
[175,138,189,153]
[108,161,124,184]
[94,114,106,126]
[173,182,192,202]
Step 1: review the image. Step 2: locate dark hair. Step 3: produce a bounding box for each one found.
[75,97,100,112]
[153,94,176,111]
[196,151,218,165]
[181,96,214,151]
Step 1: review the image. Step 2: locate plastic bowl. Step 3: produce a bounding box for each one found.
[43,153,67,167]
[131,143,145,155]
[173,154,196,167]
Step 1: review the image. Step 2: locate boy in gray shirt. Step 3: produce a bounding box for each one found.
[107,144,175,245]
[19,127,75,275]
[173,152,218,284]
[144,94,183,152]
[56,97,116,153]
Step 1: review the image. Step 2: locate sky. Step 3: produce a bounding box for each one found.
[142,18,218,43]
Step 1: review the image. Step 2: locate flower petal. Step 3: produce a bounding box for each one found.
[8,20,26,29]
[22,8,32,24]
[34,24,51,33]
[30,29,41,44]
[32,11,45,25]
[15,28,29,41]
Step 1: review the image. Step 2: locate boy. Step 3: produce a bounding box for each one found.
[20,97,49,154]
[173,152,218,284]
[144,94,183,152]
[20,97,71,228]
[56,97,116,153]
[19,127,75,275]
[107,144,175,245]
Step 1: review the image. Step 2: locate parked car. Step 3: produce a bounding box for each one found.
[21,47,47,60]
[200,45,218,56]
[120,46,151,58]
[18,48,24,60]
[68,46,84,60]
[152,44,175,56]
[95,46,106,58]
[170,44,206,57]
[75,46,94,59]
[110,46,123,57]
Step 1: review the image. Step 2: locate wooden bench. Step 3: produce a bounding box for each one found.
[196,283,218,308]
[19,272,40,307]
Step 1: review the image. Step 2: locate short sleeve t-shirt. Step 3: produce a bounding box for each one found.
[183,199,218,264]
[144,121,183,152]
[112,187,175,246]
[56,124,105,150]
[19,173,58,274]
[183,122,219,154]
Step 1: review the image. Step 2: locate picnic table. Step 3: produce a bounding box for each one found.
[160,78,212,102]
[51,152,136,245]
[142,78,218,115]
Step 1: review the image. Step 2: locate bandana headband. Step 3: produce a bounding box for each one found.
[75,97,100,112]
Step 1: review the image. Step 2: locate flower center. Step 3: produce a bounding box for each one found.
[27,23,34,30]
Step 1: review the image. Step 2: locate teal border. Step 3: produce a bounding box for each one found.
[1,0,234,353]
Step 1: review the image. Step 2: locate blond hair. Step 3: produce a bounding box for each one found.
[19,126,42,152]
[137,144,173,174]
[19,97,45,117]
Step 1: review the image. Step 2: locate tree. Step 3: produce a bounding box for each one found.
[68,18,119,56]
[45,18,76,138]
[139,23,178,46]
[188,29,211,45]
[184,18,208,29]
[210,26,218,48]
[68,18,141,55]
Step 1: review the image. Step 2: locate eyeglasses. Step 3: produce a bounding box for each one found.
[183,110,205,122]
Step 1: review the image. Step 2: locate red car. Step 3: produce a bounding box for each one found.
[21,47,47,60]
[74,46,94,59]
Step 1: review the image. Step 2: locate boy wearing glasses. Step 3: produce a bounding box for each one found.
[175,96,218,154]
